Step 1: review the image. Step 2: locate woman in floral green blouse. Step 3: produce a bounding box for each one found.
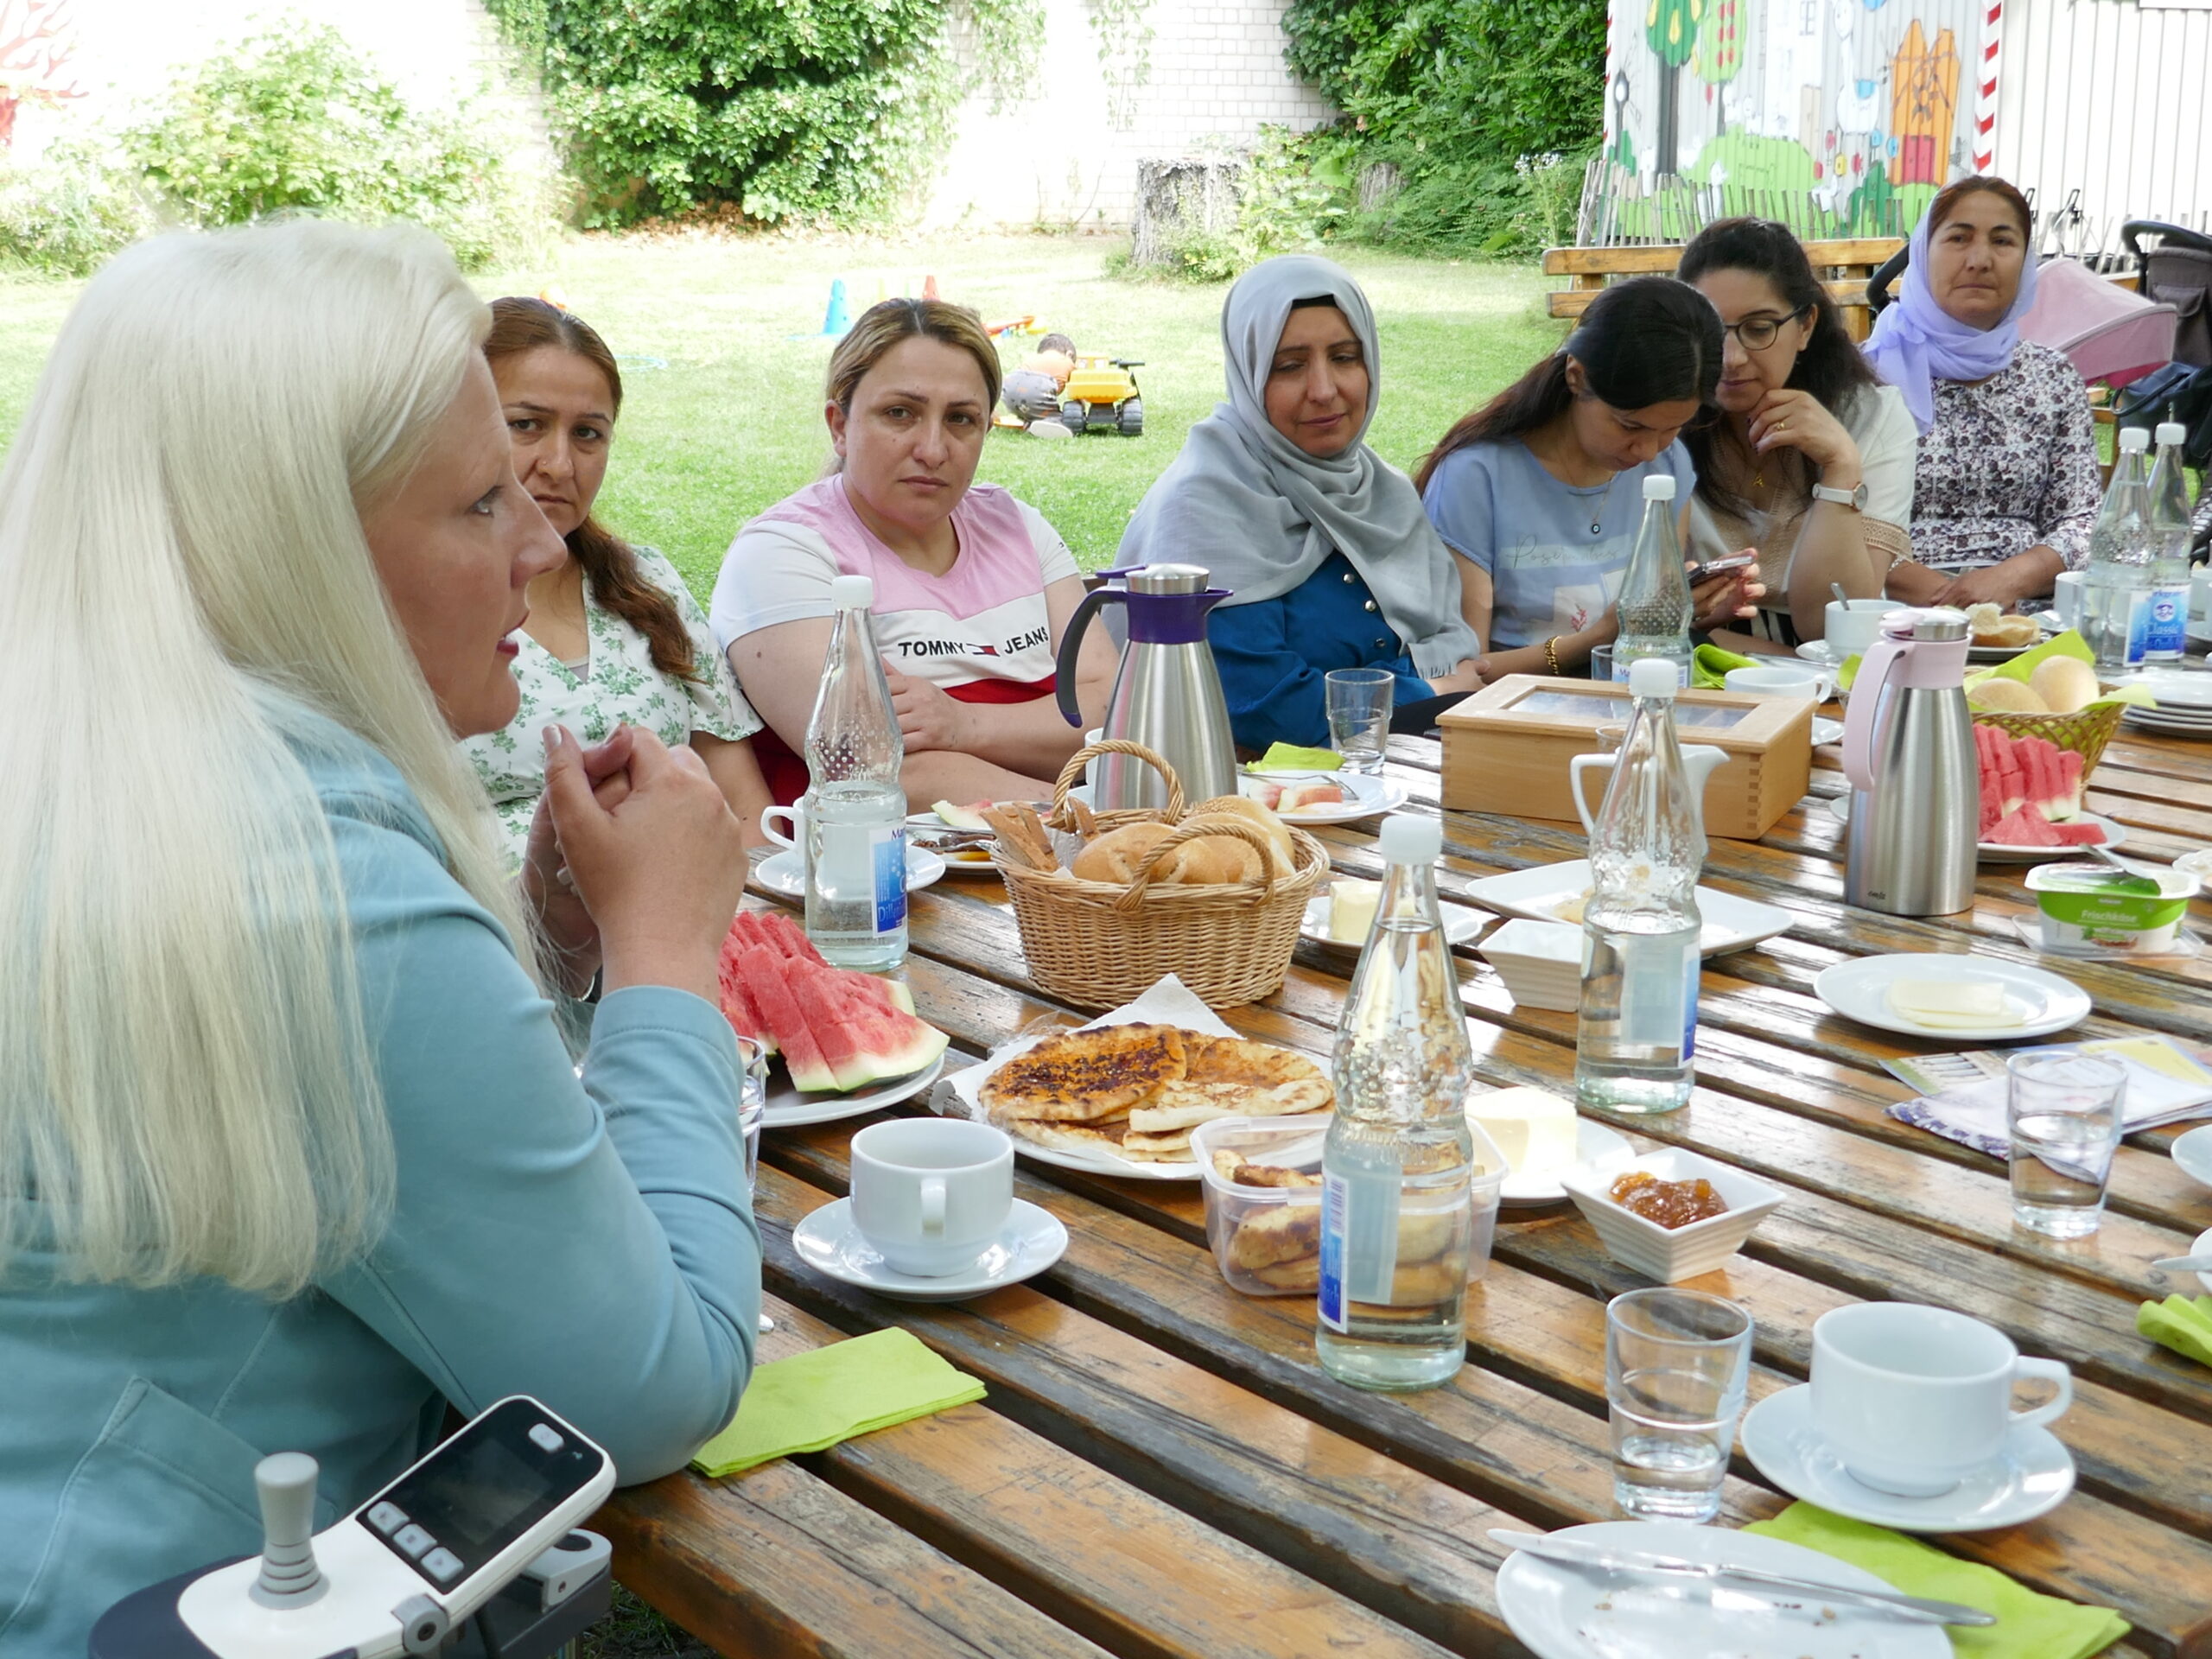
[462,298,772,860]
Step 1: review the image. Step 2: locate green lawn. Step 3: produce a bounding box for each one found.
[0,232,1563,594]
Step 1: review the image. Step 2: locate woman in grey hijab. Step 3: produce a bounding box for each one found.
[1117,254,1484,751]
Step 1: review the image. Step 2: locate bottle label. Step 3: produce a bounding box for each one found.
[2123,593,2152,666]
[818,822,907,935]
[1318,1166,1401,1329]
[2147,587,2188,656]
[1619,935,1699,1056]
[874,826,908,932]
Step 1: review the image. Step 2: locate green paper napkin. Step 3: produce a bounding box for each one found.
[1691,643,1758,690]
[2139,1294,2212,1367]
[690,1327,986,1478]
[1745,1503,2129,1659]
[1249,742,1344,773]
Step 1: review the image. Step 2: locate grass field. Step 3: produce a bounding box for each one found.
[0,231,1563,594]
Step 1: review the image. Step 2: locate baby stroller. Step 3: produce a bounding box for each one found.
[1867,247,2177,391]
[2122,221,2212,368]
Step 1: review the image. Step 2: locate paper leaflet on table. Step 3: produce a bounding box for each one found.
[1885,1035,2212,1159]
[930,974,1234,1177]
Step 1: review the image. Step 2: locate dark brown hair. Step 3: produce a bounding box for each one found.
[1414,276,1721,493]
[1928,175,2033,240]
[1677,218,1882,518]
[484,297,700,683]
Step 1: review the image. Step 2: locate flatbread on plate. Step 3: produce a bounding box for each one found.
[1181,1034,1334,1116]
[979,1023,1188,1123]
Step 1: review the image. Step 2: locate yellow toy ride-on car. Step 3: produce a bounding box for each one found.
[1059,355,1144,436]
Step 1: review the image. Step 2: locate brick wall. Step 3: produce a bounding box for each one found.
[922,0,1338,229]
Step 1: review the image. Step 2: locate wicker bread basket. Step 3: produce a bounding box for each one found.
[1970,702,2127,798]
[991,740,1330,1011]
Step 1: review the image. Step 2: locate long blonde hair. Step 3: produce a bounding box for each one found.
[0,219,530,1296]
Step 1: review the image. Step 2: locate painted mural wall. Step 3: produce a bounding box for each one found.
[1603,0,1983,235]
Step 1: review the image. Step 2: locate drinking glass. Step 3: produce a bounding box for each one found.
[735,1036,768,1198]
[1588,643,1616,683]
[1325,668,1394,773]
[1605,1287,1753,1522]
[2007,1051,2126,1239]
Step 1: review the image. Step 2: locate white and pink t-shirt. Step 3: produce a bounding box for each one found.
[710,475,1079,801]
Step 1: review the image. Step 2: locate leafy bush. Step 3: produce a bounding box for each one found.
[1281,0,1605,254]
[0,141,156,277]
[491,0,1042,230]
[122,22,549,270]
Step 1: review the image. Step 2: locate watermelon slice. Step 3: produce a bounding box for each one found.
[736,946,839,1091]
[785,957,950,1087]
[1986,805,2062,848]
[716,928,773,1053]
[2050,820,2107,845]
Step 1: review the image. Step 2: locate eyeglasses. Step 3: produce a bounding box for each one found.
[1720,307,1810,350]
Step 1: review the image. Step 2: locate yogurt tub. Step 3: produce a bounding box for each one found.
[2024,861,2199,954]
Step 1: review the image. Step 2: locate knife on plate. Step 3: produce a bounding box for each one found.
[1487,1530,1996,1627]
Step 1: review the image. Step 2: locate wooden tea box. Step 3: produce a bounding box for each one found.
[1435,675,1814,839]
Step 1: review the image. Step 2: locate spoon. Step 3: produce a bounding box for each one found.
[1832,582,1851,607]
[2153,1255,2212,1274]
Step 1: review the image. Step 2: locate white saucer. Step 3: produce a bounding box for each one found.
[753,844,947,899]
[1496,1519,1949,1658]
[1811,715,1845,746]
[2173,1124,2212,1192]
[791,1197,1068,1301]
[1813,952,2090,1041]
[1796,640,1849,668]
[1739,1383,2075,1533]
[1300,894,1488,956]
[2193,1225,2212,1296]
[1499,1120,1633,1207]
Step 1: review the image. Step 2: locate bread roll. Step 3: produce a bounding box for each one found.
[1188,794,1296,875]
[1967,677,2048,714]
[1162,823,1264,884]
[1069,821,1177,883]
[2030,656,2099,715]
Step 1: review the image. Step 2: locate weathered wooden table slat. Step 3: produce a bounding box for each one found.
[602,724,2212,1659]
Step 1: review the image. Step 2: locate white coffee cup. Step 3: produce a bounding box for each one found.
[760,800,809,852]
[1822,599,1902,657]
[2054,570,2087,628]
[849,1118,1014,1277]
[2187,568,2210,626]
[1724,664,1834,702]
[1810,1303,2071,1497]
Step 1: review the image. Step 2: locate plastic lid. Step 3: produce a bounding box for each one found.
[1642,474,1677,501]
[1628,657,1679,698]
[830,574,874,607]
[2119,426,2150,453]
[1377,812,1442,865]
[2157,421,2187,445]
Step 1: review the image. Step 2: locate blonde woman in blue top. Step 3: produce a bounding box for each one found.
[0,222,760,1655]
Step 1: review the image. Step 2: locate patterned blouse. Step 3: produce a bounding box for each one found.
[1908,340,2102,575]
[462,544,760,861]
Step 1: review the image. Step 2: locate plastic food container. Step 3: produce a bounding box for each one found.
[2024,861,2199,955]
[1190,1114,1508,1297]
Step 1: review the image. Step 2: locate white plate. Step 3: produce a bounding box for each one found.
[1812,952,2090,1041]
[1796,640,1848,668]
[1980,811,2127,862]
[2110,669,2212,710]
[1459,860,1794,958]
[2173,1124,2212,1192]
[1967,639,2037,663]
[753,844,947,899]
[1300,894,1488,956]
[1740,1384,2075,1533]
[1240,769,1409,824]
[2194,1224,2212,1296]
[791,1197,1068,1301]
[762,1053,946,1130]
[1499,1119,1632,1207]
[1496,1519,1950,1659]
[1811,715,1845,746]
[1004,1134,1202,1182]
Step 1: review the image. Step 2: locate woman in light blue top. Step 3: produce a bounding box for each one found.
[0,221,760,1656]
[1418,276,1760,678]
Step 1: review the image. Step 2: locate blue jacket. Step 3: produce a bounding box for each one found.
[1205,551,1434,751]
[0,711,760,1656]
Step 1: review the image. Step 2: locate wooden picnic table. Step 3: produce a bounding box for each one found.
[599,719,2212,1659]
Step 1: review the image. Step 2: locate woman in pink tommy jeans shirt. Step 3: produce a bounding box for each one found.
[713,298,1116,807]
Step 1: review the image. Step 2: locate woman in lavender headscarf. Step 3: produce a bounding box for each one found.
[1866,175,2101,612]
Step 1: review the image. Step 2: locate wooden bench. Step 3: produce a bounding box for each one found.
[1544,238,1905,340]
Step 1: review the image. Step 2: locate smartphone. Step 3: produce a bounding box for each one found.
[1685,551,1757,586]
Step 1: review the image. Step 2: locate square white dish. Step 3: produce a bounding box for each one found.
[1560,1145,1783,1282]
[1459,859,1793,957]
[1477,918,1583,1013]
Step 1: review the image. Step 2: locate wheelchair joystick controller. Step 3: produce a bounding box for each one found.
[249,1453,326,1609]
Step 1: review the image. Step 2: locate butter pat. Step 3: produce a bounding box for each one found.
[1465,1086,1580,1181]
[1885,977,2020,1028]
[1328,879,1382,944]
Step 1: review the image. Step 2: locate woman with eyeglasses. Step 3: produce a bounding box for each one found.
[1676,219,1917,647]
[1418,276,1761,680]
